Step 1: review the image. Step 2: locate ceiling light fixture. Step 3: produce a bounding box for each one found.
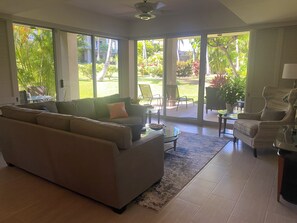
[135,12,156,21]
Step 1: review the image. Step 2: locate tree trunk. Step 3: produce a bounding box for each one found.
[220,46,238,77]
[97,39,100,61]
[97,39,112,81]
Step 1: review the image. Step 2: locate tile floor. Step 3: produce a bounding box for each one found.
[0,122,296,223]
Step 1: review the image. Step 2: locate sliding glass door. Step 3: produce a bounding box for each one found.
[95,37,119,97]
[137,39,164,108]
[203,32,249,123]
[165,36,200,119]
[77,34,94,98]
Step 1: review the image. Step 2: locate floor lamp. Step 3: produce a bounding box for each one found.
[282,64,297,88]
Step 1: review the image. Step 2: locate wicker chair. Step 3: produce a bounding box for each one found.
[233,86,297,157]
[205,87,226,113]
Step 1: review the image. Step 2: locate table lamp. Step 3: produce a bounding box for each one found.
[282,64,297,88]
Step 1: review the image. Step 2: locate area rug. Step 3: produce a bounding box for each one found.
[134,132,230,211]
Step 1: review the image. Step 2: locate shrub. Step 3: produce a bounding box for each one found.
[210,74,227,88]
[106,64,118,79]
[79,63,93,79]
[192,61,200,76]
[79,63,118,80]
[176,61,193,77]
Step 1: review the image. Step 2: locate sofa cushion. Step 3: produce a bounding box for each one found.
[19,101,58,113]
[37,113,73,131]
[93,95,133,119]
[70,117,132,149]
[1,106,42,123]
[72,98,96,119]
[94,94,121,118]
[234,119,259,137]
[98,116,143,125]
[260,108,286,121]
[107,102,128,119]
[56,101,76,115]
[56,99,96,119]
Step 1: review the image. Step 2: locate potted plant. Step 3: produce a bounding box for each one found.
[209,74,227,88]
[219,76,245,113]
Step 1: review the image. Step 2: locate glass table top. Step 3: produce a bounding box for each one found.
[274,125,297,152]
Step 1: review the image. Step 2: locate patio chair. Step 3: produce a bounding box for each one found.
[138,84,162,105]
[27,86,52,102]
[166,84,194,111]
[27,86,47,96]
[233,86,297,157]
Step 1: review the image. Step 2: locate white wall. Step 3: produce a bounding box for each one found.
[246,25,297,112]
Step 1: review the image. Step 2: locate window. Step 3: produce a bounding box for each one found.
[13,24,56,101]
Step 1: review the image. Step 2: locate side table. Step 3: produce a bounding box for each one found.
[146,108,160,124]
[274,125,297,204]
[217,110,238,137]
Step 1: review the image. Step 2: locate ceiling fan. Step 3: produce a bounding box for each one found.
[134,0,165,21]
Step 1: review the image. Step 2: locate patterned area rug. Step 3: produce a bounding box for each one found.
[134,132,230,211]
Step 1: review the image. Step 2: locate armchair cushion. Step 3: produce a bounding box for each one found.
[233,120,260,137]
[260,108,286,121]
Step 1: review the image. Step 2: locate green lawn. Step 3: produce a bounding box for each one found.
[79,75,215,101]
[79,78,119,98]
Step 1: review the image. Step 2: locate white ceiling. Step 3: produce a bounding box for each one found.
[0,0,297,25]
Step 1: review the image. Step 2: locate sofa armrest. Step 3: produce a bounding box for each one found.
[115,131,164,207]
[238,112,261,120]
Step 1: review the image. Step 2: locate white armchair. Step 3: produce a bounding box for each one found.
[233,86,297,157]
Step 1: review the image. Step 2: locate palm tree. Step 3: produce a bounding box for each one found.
[97,39,112,81]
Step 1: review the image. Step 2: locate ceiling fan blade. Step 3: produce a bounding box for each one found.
[154,1,165,10]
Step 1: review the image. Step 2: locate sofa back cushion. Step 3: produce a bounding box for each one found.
[56,101,76,115]
[94,95,133,119]
[1,106,42,123]
[37,113,73,131]
[70,117,132,149]
[260,108,286,121]
[19,101,58,113]
[56,98,96,119]
[72,98,96,119]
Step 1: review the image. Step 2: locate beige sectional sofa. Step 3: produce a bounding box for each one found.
[0,97,164,213]
[21,94,146,126]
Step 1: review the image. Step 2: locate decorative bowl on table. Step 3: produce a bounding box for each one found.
[149,123,163,130]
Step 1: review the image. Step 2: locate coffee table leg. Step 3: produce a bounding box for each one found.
[218,114,222,137]
[223,118,227,134]
[149,110,152,124]
[173,139,177,151]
